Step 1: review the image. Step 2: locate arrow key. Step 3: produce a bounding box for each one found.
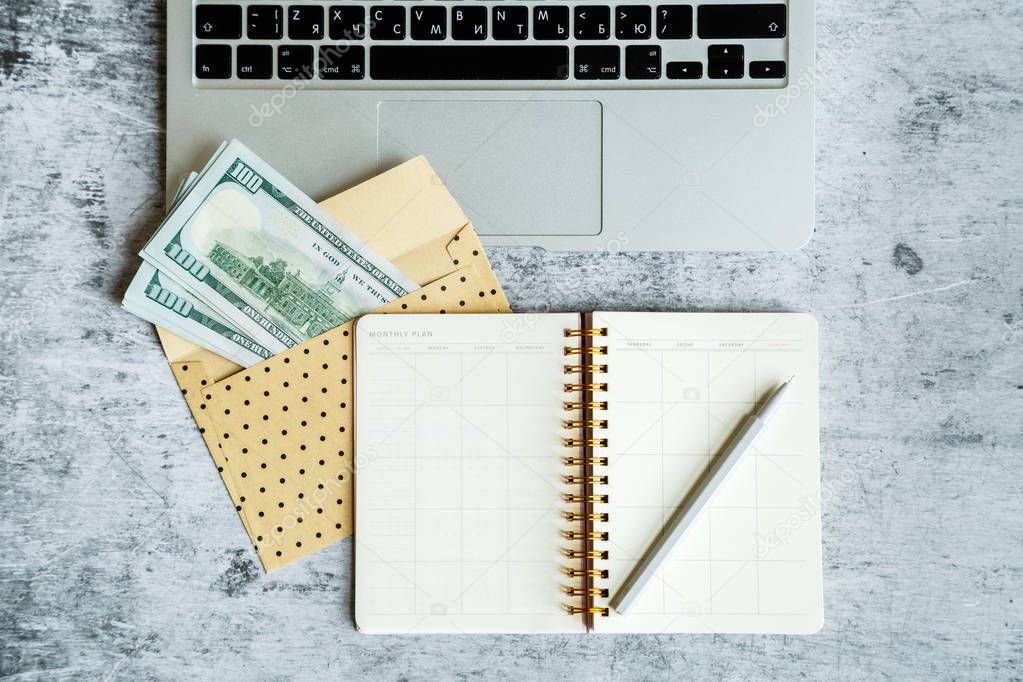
[749,60,786,78]
[708,44,743,63]
[708,43,743,79]
[666,61,702,79]
[708,61,743,79]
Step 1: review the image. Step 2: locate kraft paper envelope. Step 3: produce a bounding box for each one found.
[158,156,511,572]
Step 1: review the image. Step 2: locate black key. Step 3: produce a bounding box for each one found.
[370,46,569,80]
[656,5,692,39]
[708,44,743,62]
[616,5,652,39]
[697,4,786,39]
[370,6,406,40]
[708,60,742,78]
[195,45,232,78]
[492,6,528,40]
[575,6,612,40]
[534,6,569,40]
[247,5,283,39]
[329,6,365,40]
[574,45,620,79]
[452,7,487,40]
[749,60,785,78]
[708,43,742,78]
[625,45,660,79]
[237,45,273,79]
[666,60,701,79]
[196,5,242,40]
[277,45,314,79]
[288,5,323,39]
[319,45,365,79]
[411,6,447,40]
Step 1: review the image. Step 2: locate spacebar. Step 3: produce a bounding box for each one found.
[370,46,569,80]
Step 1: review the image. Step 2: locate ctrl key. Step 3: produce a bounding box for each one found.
[575,46,620,80]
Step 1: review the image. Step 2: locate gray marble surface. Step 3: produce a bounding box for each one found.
[1,1,1021,680]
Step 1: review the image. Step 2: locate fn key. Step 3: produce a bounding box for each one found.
[195,45,231,79]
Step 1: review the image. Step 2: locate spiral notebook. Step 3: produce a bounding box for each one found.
[354,312,822,634]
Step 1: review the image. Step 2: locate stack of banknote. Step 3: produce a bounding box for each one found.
[123,140,419,367]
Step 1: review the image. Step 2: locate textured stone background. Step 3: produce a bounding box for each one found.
[1,1,1020,680]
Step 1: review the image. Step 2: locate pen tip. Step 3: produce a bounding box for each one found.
[786,375,796,384]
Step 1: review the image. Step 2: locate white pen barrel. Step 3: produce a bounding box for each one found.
[611,413,767,614]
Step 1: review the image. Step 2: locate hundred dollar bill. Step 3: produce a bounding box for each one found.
[123,262,276,367]
[141,139,418,348]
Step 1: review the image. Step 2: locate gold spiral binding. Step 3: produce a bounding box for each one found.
[563,385,608,394]
[563,401,608,411]
[562,438,609,448]
[562,324,610,629]
[562,548,609,560]
[562,511,609,522]
[564,328,608,337]
[563,419,609,429]
[563,567,610,579]
[564,346,608,355]
[562,493,609,504]
[563,364,608,374]
[561,530,610,541]
[563,586,610,597]
[562,475,609,485]
[563,606,611,616]
[563,456,609,467]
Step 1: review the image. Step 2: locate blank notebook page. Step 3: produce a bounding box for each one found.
[354,313,585,634]
[593,312,823,634]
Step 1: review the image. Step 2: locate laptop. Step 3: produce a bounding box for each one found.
[169,2,814,251]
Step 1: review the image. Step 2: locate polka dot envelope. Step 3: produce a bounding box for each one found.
[158,157,510,572]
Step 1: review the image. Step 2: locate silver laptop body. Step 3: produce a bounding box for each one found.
[168,1,814,251]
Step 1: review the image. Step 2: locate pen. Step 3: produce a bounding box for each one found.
[610,376,795,615]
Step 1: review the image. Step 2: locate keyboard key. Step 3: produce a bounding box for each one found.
[708,44,743,62]
[625,45,660,79]
[574,46,620,79]
[534,6,570,40]
[278,45,314,79]
[575,6,611,40]
[708,43,743,78]
[370,46,568,80]
[616,6,652,39]
[492,6,528,40]
[452,7,487,40]
[237,45,273,79]
[247,5,283,39]
[288,5,324,40]
[329,6,365,40]
[697,4,786,39]
[708,61,742,78]
[319,45,365,79]
[656,5,692,39]
[749,60,785,78]
[666,60,701,79]
[370,7,406,40]
[195,45,232,78]
[411,6,447,40]
[196,5,242,40]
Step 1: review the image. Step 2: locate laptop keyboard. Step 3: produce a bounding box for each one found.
[192,2,788,88]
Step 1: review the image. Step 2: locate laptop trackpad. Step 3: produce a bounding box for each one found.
[377,100,602,237]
